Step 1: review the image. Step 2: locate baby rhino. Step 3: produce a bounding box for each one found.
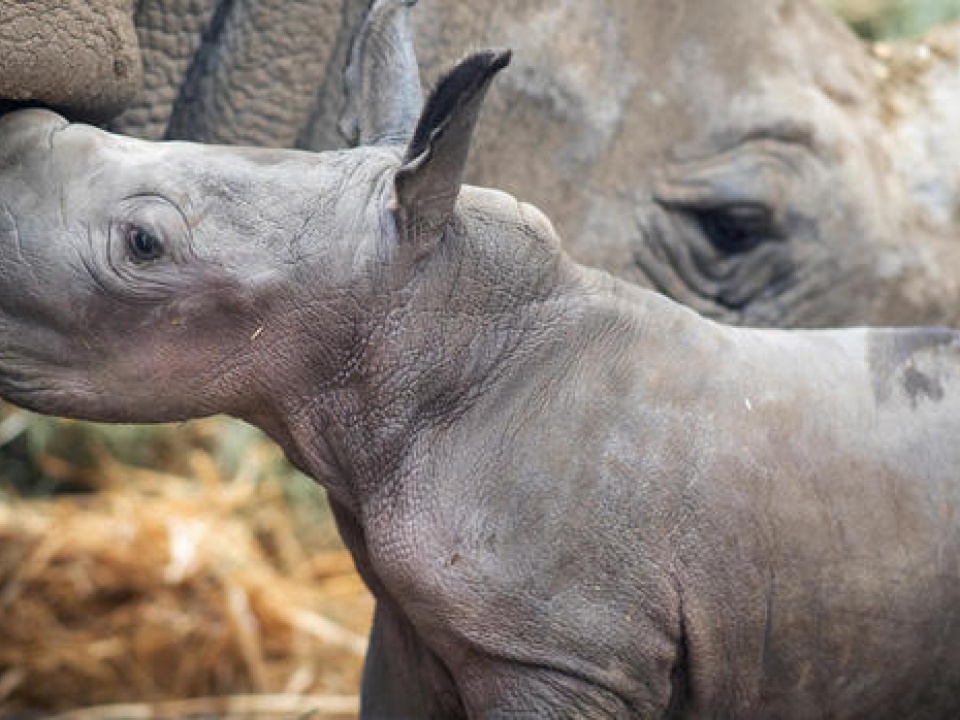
[2,11,960,719]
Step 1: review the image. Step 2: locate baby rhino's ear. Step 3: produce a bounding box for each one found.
[393,49,512,255]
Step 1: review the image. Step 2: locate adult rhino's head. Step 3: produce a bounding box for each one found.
[405,0,960,327]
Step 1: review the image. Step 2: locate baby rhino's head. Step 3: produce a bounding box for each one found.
[0,36,511,425]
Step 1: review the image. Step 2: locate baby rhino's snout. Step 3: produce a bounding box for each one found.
[0,108,68,169]
[0,108,71,237]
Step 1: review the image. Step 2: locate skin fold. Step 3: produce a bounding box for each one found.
[108,0,366,146]
[2,4,960,714]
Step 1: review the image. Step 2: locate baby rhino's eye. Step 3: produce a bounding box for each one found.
[123,223,164,263]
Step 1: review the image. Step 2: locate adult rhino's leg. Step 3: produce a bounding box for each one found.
[362,599,465,720]
[165,0,343,148]
[107,0,222,139]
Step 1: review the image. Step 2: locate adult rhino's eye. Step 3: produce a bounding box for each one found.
[696,203,776,255]
[123,223,164,263]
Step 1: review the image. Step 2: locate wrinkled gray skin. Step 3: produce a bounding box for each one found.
[5,2,960,712]
[107,0,960,328]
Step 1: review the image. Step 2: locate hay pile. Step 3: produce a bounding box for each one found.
[0,453,373,719]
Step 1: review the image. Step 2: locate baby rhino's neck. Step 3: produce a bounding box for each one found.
[262,186,663,516]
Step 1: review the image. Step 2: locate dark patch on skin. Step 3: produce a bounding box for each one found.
[867,327,957,406]
[902,366,945,406]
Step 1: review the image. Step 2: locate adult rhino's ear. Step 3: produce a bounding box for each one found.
[393,49,511,252]
[340,0,423,147]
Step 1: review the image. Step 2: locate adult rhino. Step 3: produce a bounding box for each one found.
[3,4,960,715]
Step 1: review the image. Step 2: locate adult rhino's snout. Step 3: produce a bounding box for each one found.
[0,108,68,168]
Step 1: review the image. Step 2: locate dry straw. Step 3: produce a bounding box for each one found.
[0,444,372,719]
